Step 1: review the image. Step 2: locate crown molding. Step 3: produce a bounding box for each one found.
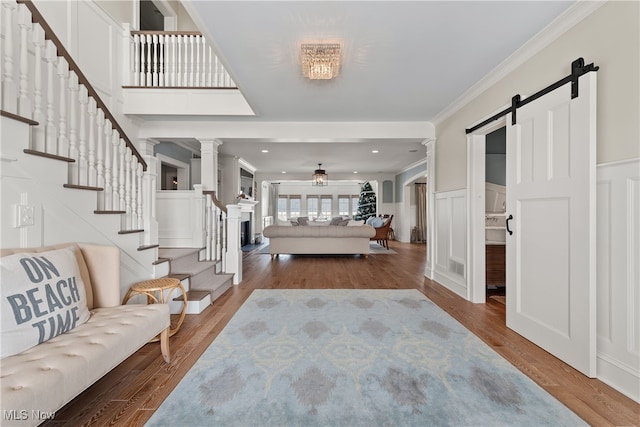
[431,0,607,127]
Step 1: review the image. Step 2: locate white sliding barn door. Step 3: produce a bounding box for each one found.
[506,72,597,377]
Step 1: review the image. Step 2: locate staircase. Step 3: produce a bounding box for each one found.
[1,0,241,300]
[158,248,233,314]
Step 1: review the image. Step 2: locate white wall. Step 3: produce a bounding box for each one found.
[596,158,640,402]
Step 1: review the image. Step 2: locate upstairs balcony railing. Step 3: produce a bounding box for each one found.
[128,31,235,88]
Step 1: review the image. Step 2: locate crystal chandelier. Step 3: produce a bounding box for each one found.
[312,163,328,186]
[300,43,341,80]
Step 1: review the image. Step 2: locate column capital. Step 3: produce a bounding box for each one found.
[136,138,160,156]
[200,139,223,153]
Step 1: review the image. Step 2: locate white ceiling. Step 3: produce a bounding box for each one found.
[174,1,574,175]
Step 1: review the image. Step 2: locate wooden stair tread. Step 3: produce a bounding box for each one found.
[174,290,210,301]
[2,110,39,126]
[167,273,190,281]
[152,258,170,265]
[95,210,126,214]
[118,229,144,234]
[64,183,103,191]
[137,244,160,251]
[24,149,74,163]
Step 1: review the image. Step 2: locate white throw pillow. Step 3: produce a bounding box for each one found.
[1,247,91,358]
[347,220,364,226]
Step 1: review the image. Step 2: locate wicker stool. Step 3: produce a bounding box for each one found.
[122,277,187,339]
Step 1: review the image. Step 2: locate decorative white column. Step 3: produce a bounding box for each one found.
[422,138,436,281]
[225,204,242,284]
[136,138,159,245]
[199,139,222,192]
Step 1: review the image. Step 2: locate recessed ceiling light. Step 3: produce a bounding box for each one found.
[372,150,379,154]
[261,149,269,153]
[281,171,287,174]
[353,171,358,174]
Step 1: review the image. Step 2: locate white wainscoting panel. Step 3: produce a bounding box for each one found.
[434,189,467,297]
[596,158,640,402]
[156,191,205,248]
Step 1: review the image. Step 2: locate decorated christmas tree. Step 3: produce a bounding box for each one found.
[355,181,376,221]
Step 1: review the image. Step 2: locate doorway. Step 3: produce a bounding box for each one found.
[466,116,507,304]
[484,127,506,304]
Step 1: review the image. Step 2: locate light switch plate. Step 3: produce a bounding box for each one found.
[15,204,35,227]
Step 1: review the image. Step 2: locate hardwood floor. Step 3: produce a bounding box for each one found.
[44,242,639,426]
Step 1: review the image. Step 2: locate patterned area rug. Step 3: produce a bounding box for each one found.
[147,290,584,426]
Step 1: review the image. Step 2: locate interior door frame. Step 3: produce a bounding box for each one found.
[466,112,507,303]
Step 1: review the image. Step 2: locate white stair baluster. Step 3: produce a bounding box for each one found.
[214,54,220,87]
[17,4,32,117]
[111,132,120,210]
[103,122,113,210]
[176,35,182,86]
[31,25,45,151]
[183,34,189,86]
[67,73,79,184]
[119,139,126,212]
[169,34,176,86]
[133,33,140,86]
[139,33,146,85]
[189,35,194,86]
[87,98,97,187]
[130,155,138,229]
[145,34,152,86]
[44,42,57,153]
[2,2,18,112]
[207,45,213,87]
[56,57,69,157]
[77,84,89,186]
[158,34,165,86]
[152,34,158,87]
[96,109,105,209]
[194,35,200,86]
[124,147,132,229]
[137,163,144,229]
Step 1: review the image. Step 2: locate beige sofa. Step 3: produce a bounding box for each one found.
[263,224,376,258]
[0,243,170,427]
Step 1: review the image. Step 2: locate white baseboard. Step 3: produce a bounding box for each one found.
[433,269,467,299]
[597,352,640,403]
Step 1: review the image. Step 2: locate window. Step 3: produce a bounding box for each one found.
[289,196,301,218]
[320,196,332,219]
[277,196,288,221]
[338,195,359,216]
[307,196,319,219]
[278,195,301,220]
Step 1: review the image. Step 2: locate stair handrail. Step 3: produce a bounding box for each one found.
[203,191,228,214]
[17,0,147,170]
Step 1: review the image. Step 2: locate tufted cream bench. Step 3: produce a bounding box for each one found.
[0,243,170,427]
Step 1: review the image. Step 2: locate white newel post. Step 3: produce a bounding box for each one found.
[199,139,222,191]
[137,138,159,245]
[225,204,242,284]
[192,184,206,248]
